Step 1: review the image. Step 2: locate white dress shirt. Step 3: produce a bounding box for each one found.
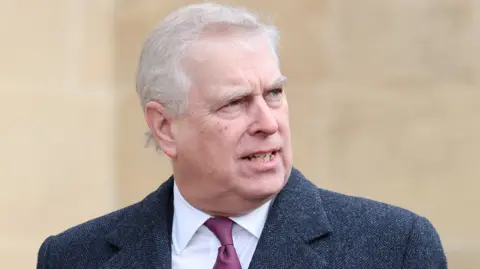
[171,182,273,269]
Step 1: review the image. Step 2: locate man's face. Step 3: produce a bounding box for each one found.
[173,33,292,210]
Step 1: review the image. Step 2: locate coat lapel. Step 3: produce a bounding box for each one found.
[248,168,333,269]
[101,177,175,269]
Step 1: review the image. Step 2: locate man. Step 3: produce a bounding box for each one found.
[37,3,447,269]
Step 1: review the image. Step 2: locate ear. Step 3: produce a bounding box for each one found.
[144,101,178,158]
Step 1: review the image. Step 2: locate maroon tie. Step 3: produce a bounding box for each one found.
[204,217,242,269]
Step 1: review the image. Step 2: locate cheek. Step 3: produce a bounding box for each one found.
[282,101,289,116]
[212,121,245,153]
[201,121,234,148]
[177,118,209,152]
[188,115,246,155]
[276,108,291,131]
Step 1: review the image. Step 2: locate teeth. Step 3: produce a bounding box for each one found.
[248,152,275,162]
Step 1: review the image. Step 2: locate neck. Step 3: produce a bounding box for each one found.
[174,179,272,217]
[201,196,273,217]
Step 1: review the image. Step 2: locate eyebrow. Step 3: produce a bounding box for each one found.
[266,75,287,90]
[218,86,252,107]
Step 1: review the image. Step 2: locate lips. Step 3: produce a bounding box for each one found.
[242,149,279,162]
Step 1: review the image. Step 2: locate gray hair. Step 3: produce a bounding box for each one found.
[135,2,280,117]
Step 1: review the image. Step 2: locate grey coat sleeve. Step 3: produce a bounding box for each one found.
[401,215,448,269]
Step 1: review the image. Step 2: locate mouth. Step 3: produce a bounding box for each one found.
[242,150,279,162]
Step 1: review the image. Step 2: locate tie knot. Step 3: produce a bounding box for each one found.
[204,217,234,246]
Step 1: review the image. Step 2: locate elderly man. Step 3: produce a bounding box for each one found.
[37,3,447,269]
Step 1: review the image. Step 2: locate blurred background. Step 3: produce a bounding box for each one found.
[1,0,479,268]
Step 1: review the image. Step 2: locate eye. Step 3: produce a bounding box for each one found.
[266,88,283,98]
[227,98,243,107]
[218,97,246,113]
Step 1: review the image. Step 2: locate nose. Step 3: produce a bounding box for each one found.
[248,99,279,136]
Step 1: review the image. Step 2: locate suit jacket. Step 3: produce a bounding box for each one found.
[37,167,447,269]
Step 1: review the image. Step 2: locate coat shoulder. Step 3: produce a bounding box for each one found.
[37,178,174,269]
[316,188,447,268]
[37,199,145,269]
[56,199,143,243]
[318,188,419,252]
[319,188,418,226]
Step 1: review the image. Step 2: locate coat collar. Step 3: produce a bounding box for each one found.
[101,167,332,269]
[247,167,333,269]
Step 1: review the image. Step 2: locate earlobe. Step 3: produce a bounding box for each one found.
[144,101,177,158]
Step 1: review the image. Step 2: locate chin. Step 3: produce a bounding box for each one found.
[240,172,287,200]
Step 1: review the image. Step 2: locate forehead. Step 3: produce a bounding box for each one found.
[185,34,281,98]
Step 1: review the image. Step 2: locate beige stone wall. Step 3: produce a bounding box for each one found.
[0,1,117,268]
[1,0,478,268]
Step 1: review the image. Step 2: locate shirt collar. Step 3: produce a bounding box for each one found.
[172,181,273,254]
[230,198,273,239]
[172,182,210,255]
